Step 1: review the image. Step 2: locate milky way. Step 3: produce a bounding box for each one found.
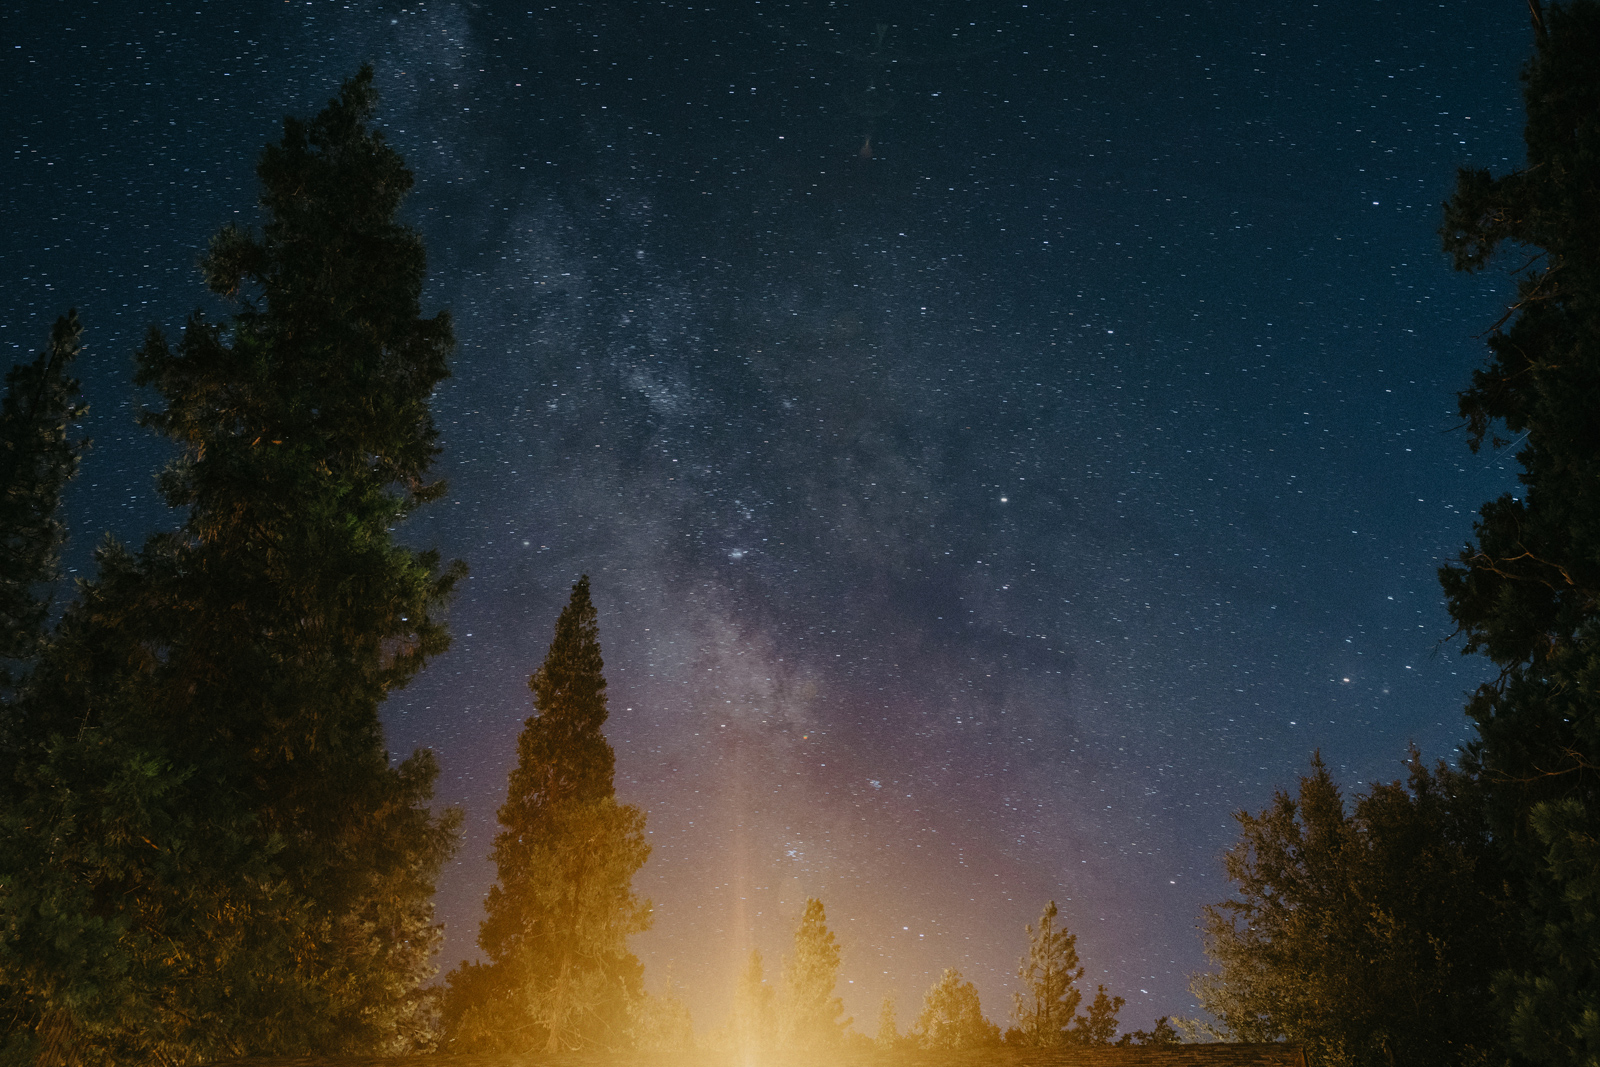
[4,0,1532,1031]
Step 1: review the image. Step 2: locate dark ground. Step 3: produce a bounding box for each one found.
[224,1043,1304,1067]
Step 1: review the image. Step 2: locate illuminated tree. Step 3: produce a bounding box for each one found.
[875,995,900,1049]
[1436,4,1600,1064]
[780,898,848,1050]
[0,66,463,1064]
[629,980,695,1052]
[916,968,1001,1049]
[444,577,651,1053]
[1191,753,1512,1067]
[733,949,777,1058]
[1011,899,1085,1046]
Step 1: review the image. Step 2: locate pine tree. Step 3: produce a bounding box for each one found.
[916,968,1000,1050]
[875,995,900,1050]
[732,949,777,1059]
[1436,5,1600,1064]
[779,898,848,1051]
[0,67,463,1064]
[1011,899,1085,1047]
[445,577,651,1053]
[1070,985,1125,1046]
[1189,754,1513,1067]
[0,310,87,693]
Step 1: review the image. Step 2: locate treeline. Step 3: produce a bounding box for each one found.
[874,900,1177,1053]
[431,576,1171,1055]
[1184,6,1600,1067]
[0,63,1169,1063]
[644,896,1177,1057]
[4,4,1600,1067]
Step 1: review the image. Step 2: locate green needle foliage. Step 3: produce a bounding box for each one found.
[0,311,87,693]
[1191,754,1513,1067]
[0,67,463,1066]
[1437,3,1600,1064]
[444,577,651,1054]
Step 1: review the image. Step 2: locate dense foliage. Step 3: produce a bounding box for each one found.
[1071,985,1126,1047]
[1192,755,1513,1067]
[0,311,86,695]
[916,968,1001,1050]
[875,996,901,1050]
[0,68,463,1066]
[780,897,849,1051]
[1436,4,1600,1064]
[732,949,778,1058]
[626,981,695,1053]
[443,576,651,1053]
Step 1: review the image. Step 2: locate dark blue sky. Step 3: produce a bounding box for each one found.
[4,0,1532,1034]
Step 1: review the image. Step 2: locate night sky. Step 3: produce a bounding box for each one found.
[5,0,1535,1035]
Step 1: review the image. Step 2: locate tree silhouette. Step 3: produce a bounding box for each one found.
[0,310,87,694]
[1192,753,1512,1067]
[1437,4,1600,1063]
[445,577,650,1053]
[0,66,462,1063]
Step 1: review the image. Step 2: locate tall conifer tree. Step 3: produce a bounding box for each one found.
[444,577,651,1053]
[1437,4,1600,1064]
[732,949,777,1059]
[876,991,902,1049]
[1011,900,1085,1047]
[0,311,87,693]
[0,68,463,1065]
[875,995,900,1050]
[780,897,848,1051]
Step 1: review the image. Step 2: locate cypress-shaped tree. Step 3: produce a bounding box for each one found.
[444,576,651,1053]
[732,949,777,1059]
[1437,4,1600,1064]
[875,995,901,1050]
[0,67,463,1065]
[780,897,848,1051]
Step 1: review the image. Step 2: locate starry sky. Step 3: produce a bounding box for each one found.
[4,0,1535,1037]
